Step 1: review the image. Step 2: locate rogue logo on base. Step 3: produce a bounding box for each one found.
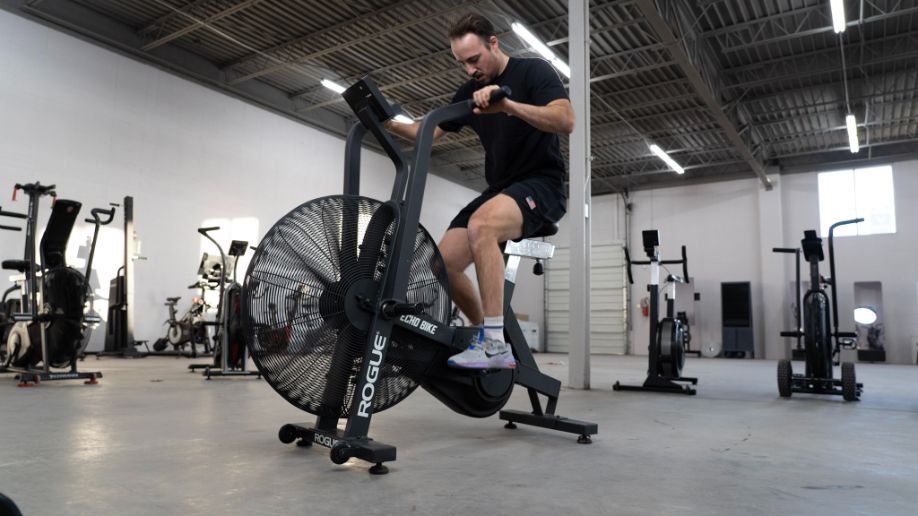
[313,433,339,448]
[357,331,388,418]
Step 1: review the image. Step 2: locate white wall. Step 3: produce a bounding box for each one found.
[578,164,918,365]
[0,10,524,351]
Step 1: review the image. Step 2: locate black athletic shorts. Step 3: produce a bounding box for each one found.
[448,175,567,239]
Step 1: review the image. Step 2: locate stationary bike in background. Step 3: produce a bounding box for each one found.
[3,182,111,385]
[614,230,698,395]
[242,77,596,474]
[189,229,258,379]
[152,282,213,357]
[775,219,863,401]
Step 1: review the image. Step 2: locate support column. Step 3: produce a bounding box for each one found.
[757,171,786,359]
[568,0,591,389]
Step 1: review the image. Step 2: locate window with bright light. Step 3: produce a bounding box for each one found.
[818,165,896,237]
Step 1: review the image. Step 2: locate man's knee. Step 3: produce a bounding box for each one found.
[468,201,521,245]
[439,231,473,275]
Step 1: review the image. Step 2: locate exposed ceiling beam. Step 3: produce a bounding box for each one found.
[719,6,918,53]
[138,0,213,36]
[222,0,418,71]
[635,0,771,189]
[227,1,478,85]
[141,0,261,51]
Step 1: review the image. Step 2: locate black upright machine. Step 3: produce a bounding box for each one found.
[2,182,110,385]
[100,196,146,358]
[189,229,258,379]
[775,219,863,401]
[1,205,28,370]
[241,77,596,474]
[614,230,697,395]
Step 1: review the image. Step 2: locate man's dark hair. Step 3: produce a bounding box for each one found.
[447,13,496,42]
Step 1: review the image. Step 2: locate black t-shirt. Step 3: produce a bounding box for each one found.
[438,57,568,189]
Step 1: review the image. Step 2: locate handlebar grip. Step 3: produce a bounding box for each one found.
[0,208,27,219]
[772,247,797,253]
[780,331,802,338]
[490,86,511,103]
[836,332,858,338]
[85,207,117,225]
[681,245,689,282]
[466,86,512,110]
[198,226,220,235]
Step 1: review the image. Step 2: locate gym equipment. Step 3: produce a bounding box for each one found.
[189,230,258,379]
[1,205,27,370]
[721,282,755,358]
[775,219,863,401]
[242,76,596,474]
[3,182,108,385]
[151,280,214,357]
[678,311,700,357]
[99,196,146,358]
[614,230,697,395]
[773,246,806,360]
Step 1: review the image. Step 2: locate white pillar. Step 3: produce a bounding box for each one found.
[568,0,591,389]
[757,171,786,359]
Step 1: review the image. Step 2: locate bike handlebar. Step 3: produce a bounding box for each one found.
[85,207,117,225]
[198,226,220,235]
[463,86,511,111]
[13,182,56,201]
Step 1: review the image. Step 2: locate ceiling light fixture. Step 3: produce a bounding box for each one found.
[648,144,685,174]
[511,22,571,78]
[846,114,860,153]
[320,78,346,94]
[830,0,847,33]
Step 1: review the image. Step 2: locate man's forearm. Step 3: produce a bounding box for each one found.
[384,120,446,141]
[503,100,574,134]
[384,120,420,140]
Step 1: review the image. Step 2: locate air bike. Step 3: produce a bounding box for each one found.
[614,230,697,395]
[2,182,112,385]
[774,219,863,401]
[241,77,597,474]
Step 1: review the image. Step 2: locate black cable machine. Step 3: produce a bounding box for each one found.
[189,229,258,379]
[775,219,863,401]
[97,196,146,358]
[242,76,596,474]
[614,230,697,395]
[3,182,109,385]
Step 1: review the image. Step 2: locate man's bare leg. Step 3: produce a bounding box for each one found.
[438,228,482,325]
[467,194,524,318]
[448,194,524,369]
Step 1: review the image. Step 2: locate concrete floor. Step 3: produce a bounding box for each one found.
[1,354,917,516]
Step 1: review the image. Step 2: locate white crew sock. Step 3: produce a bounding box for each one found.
[483,316,504,342]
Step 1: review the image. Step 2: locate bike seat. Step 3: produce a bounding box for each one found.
[2,260,28,272]
[166,297,181,303]
[515,220,559,241]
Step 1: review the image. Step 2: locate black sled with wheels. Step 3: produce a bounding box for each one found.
[775,219,863,401]
[613,230,697,395]
[243,77,596,474]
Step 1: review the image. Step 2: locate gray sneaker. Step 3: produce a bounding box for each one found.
[448,335,517,369]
